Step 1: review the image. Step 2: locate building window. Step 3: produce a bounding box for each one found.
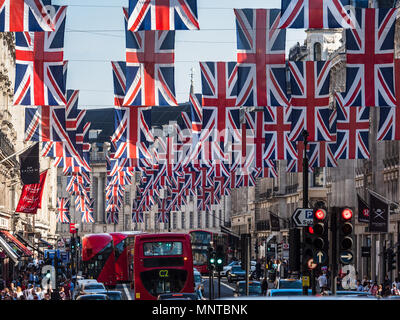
[197,212,202,229]
[173,212,177,230]
[206,211,210,228]
[181,212,186,230]
[145,214,149,230]
[313,167,324,187]
[314,42,322,61]
[189,212,194,229]
[212,210,216,228]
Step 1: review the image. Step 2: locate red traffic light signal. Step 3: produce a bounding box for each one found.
[341,208,353,220]
[315,209,326,220]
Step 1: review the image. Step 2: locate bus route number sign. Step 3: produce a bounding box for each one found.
[159,270,169,278]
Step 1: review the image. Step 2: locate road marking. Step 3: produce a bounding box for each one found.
[122,283,133,300]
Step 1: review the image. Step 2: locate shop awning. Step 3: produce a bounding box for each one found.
[0,231,33,256]
[0,235,19,265]
[38,238,53,249]
[15,233,44,256]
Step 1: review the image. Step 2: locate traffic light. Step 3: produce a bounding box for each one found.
[312,208,329,266]
[388,249,396,271]
[215,245,224,272]
[303,223,314,267]
[337,207,354,265]
[70,237,76,251]
[207,247,215,272]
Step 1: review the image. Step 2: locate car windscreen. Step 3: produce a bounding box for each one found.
[231,267,244,272]
[84,284,105,290]
[279,280,302,289]
[238,283,262,295]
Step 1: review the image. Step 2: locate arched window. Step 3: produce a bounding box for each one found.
[314,42,322,61]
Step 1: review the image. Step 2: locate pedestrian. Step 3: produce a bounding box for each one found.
[369,282,378,295]
[59,287,66,300]
[376,284,383,297]
[355,280,363,291]
[195,283,206,300]
[261,277,268,296]
[317,271,328,293]
[255,260,262,280]
[16,286,23,299]
[391,283,399,296]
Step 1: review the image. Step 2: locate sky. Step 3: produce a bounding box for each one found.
[51,0,306,109]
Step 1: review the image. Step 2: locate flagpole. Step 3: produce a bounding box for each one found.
[366,188,399,207]
[0,143,38,165]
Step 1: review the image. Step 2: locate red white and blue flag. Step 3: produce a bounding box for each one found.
[342,8,397,107]
[111,61,126,107]
[264,106,297,161]
[0,0,56,32]
[288,61,333,142]
[24,105,66,142]
[123,8,177,107]
[13,6,67,106]
[200,61,240,165]
[308,141,338,168]
[377,59,400,140]
[335,95,370,160]
[112,106,153,160]
[235,9,288,107]
[127,0,199,31]
[279,0,355,29]
[56,197,70,223]
[81,198,95,224]
[157,197,170,224]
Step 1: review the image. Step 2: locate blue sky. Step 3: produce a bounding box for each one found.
[52,0,306,108]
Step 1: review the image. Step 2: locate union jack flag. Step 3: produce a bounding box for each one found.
[0,0,55,32]
[335,95,370,160]
[200,61,240,165]
[127,0,199,31]
[24,105,66,142]
[264,106,297,161]
[377,59,400,140]
[112,106,153,160]
[132,196,143,224]
[342,8,397,107]
[288,61,333,142]
[157,197,170,224]
[111,61,126,107]
[106,209,119,224]
[123,8,177,107]
[308,141,338,168]
[81,198,95,224]
[279,0,355,29]
[235,9,288,107]
[286,141,314,173]
[56,197,70,223]
[14,6,67,106]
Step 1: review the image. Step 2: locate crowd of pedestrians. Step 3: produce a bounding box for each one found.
[0,258,76,300]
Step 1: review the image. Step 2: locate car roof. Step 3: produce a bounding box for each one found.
[237,281,261,285]
[77,295,108,300]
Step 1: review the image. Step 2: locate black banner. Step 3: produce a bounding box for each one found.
[357,194,370,223]
[369,192,389,233]
[270,213,280,231]
[19,143,39,185]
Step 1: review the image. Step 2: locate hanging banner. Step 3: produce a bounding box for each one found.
[16,170,48,214]
[357,193,370,223]
[19,143,40,185]
[369,192,389,233]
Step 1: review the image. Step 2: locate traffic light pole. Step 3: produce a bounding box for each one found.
[302,130,310,296]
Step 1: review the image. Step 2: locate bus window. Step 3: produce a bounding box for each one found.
[143,242,183,256]
[140,269,188,297]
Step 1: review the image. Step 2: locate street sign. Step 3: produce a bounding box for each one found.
[292,208,314,227]
[361,246,371,258]
[307,258,317,270]
[314,251,327,265]
[302,276,310,287]
[69,223,77,234]
[339,251,354,264]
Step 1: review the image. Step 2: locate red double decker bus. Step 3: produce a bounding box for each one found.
[110,231,143,283]
[189,230,228,275]
[81,233,116,287]
[133,233,194,300]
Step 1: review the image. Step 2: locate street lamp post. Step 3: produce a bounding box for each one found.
[302,130,310,296]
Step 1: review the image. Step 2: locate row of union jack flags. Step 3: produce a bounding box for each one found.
[5,2,96,224]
